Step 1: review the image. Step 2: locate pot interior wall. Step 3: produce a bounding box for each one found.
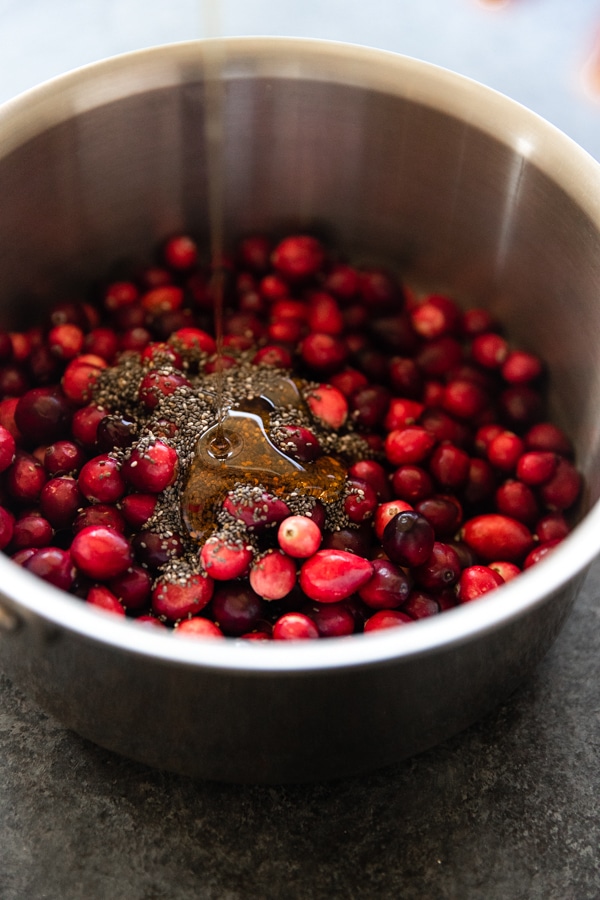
[1,73,600,497]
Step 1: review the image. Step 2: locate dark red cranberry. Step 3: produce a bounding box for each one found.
[303,601,355,637]
[322,524,373,557]
[44,440,86,476]
[132,530,184,571]
[7,452,46,503]
[382,510,435,567]
[391,465,433,503]
[14,387,71,443]
[350,385,391,429]
[413,541,461,590]
[11,513,53,550]
[212,582,266,636]
[24,546,75,591]
[96,415,137,451]
[40,477,84,528]
[388,356,423,397]
[402,590,440,619]
[276,425,322,462]
[108,565,152,611]
[357,558,410,609]
[415,495,463,539]
[73,504,126,534]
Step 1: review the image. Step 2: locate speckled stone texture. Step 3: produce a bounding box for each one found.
[2,557,599,900]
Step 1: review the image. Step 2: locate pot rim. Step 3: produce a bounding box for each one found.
[1,36,600,673]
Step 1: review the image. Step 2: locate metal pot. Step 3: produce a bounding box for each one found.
[1,39,599,783]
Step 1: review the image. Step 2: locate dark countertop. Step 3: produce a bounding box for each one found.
[2,3,600,898]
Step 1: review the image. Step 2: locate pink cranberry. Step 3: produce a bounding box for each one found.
[122,440,178,492]
[272,612,319,640]
[71,525,133,579]
[457,565,505,602]
[78,455,126,504]
[249,550,297,601]
[299,549,373,603]
[151,574,213,621]
[24,546,75,591]
[277,516,322,558]
[306,384,348,429]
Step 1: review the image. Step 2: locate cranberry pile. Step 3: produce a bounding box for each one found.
[0,232,581,640]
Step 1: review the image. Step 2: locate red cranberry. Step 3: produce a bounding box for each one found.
[0,424,16,472]
[344,477,378,524]
[358,558,410,609]
[373,500,413,541]
[0,506,14,549]
[416,335,463,377]
[71,525,133,579]
[48,324,85,360]
[122,440,178,492]
[212,582,265,636]
[151,574,214,621]
[457,565,504,602]
[71,404,106,448]
[62,356,107,405]
[0,364,30,397]
[415,495,462,539]
[501,350,542,384]
[199,536,254,580]
[429,442,470,490]
[85,327,119,362]
[271,235,325,281]
[40,477,83,528]
[300,333,347,373]
[138,370,191,410]
[388,356,423,397]
[391,465,433,503]
[175,618,224,638]
[162,234,198,271]
[11,513,52,550]
[103,280,139,312]
[44,440,86,476]
[413,541,461,590]
[358,268,401,310]
[535,512,569,543]
[120,493,157,529]
[238,235,272,273]
[516,451,557,486]
[276,425,322,463]
[524,422,572,456]
[73,504,126,534]
[462,513,533,562]
[381,510,435,567]
[303,601,356,637]
[272,612,319,640]
[7,452,46,503]
[348,460,391,501]
[306,384,348,429]
[86,585,125,616]
[495,480,539,526]
[471,332,508,368]
[442,380,488,420]
[363,610,413,632]
[78,455,126,504]
[24,546,75,591]
[524,538,562,568]
[223,491,290,533]
[132,530,183,570]
[299,549,373,603]
[402,590,440,619]
[384,426,436,467]
[486,431,525,473]
[107,565,152,611]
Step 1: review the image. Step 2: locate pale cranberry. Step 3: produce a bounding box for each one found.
[277,516,322,558]
[71,525,132,579]
[272,612,319,640]
[199,536,254,580]
[249,550,297,600]
[151,574,213,621]
[306,384,348,429]
[299,549,373,603]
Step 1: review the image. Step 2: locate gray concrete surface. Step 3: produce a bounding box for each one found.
[1,2,600,897]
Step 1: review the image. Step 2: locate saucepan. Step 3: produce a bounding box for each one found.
[0,38,599,782]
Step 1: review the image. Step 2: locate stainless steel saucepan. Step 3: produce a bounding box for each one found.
[1,39,600,783]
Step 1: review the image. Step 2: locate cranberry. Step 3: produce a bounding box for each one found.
[344,476,378,524]
[402,590,440,619]
[524,538,562,568]
[350,385,391,429]
[415,495,462,539]
[223,491,290,532]
[486,431,525,473]
[300,333,347,373]
[272,612,319,640]
[238,235,272,273]
[132,530,183,570]
[299,549,373,603]
[7,452,46,503]
[249,550,297,601]
[87,585,125,616]
[62,355,106,405]
[138,370,191,410]
[0,364,30,397]
[358,558,410,610]
[122,440,178,492]
[277,515,322,558]
[70,525,133,579]
[462,514,533,562]
[384,426,436,467]
[0,425,16,472]
[271,235,325,280]
[12,513,53,550]
[358,268,401,309]
[306,384,348,429]
[416,335,463,376]
[14,387,72,443]
[40,477,83,528]
[495,479,539,526]
[85,327,119,362]
[162,234,198,270]
[276,425,322,463]
[199,536,254,580]
[73,504,126,534]
[152,574,213,621]
[413,542,461,590]
[429,442,470,490]
[348,460,391,501]
[175,617,224,638]
[373,500,413,541]
[384,398,425,432]
[388,356,423,397]
[321,524,373,557]
[71,404,106,448]
[48,323,85,360]
[442,379,488,420]
[24,547,75,591]
[303,601,356,638]
[461,309,496,337]
[108,565,152,611]
[44,440,86,476]
[0,506,14,549]
[535,512,569,543]
[471,332,508,368]
[489,560,521,582]
[363,610,413,632]
[457,565,504,602]
[539,458,581,510]
[212,582,265,636]
[411,295,460,339]
[103,280,139,312]
[120,493,157,529]
[524,422,572,456]
[501,350,542,383]
[516,451,557,486]
[381,511,435,567]
[500,384,542,427]
[78,455,126,504]
[391,465,433,503]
